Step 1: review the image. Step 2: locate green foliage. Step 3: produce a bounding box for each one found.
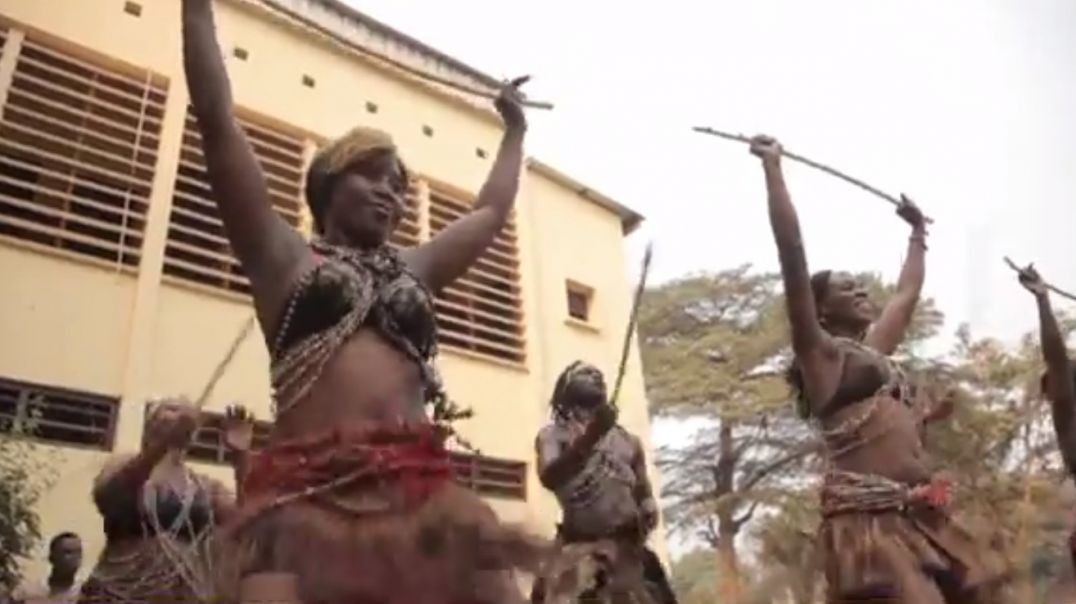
[669,549,721,604]
[0,396,61,591]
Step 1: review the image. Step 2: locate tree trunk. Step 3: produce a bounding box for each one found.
[716,526,743,604]
[714,421,743,604]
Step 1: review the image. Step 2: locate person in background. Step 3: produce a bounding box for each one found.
[1017,265,1076,570]
[532,361,677,604]
[10,532,83,604]
[77,400,251,604]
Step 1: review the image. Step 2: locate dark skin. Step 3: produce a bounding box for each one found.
[182,0,527,436]
[1019,265,1076,475]
[752,134,932,484]
[535,367,658,533]
[93,400,250,530]
[47,536,81,592]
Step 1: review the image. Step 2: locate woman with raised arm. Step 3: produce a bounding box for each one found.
[1017,266,1076,568]
[77,401,250,604]
[751,134,1004,603]
[181,1,548,602]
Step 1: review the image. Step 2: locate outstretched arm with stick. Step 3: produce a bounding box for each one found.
[750,134,839,413]
[1012,261,1076,475]
[864,196,928,355]
[693,126,934,224]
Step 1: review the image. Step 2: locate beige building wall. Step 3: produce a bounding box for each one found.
[0,0,665,582]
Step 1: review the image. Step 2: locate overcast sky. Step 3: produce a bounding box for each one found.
[348,0,1076,345]
[349,0,1076,556]
[346,0,1076,468]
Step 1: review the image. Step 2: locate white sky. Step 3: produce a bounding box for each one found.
[346,0,1076,556]
[348,0,1076,345]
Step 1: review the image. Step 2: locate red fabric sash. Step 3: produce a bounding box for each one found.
[237,422,453,525]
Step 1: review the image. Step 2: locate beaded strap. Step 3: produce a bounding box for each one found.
[269,241,472,438]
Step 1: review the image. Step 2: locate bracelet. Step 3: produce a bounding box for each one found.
[909,234,928,250]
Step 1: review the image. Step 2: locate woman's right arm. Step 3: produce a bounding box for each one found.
[1019,266,1076,473]
[536,405,617,491]
[92,446,169,512]
[181,0,308,314]
[750,136,836,404]
[1028,280,1076,474]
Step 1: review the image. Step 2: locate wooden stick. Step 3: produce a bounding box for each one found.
[692,126,934,224]
[610,242,654,408]
[1003,257,1076,302]
[195,317,256,409]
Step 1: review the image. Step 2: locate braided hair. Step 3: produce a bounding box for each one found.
[549,360,593,423]
[785,270,833,419]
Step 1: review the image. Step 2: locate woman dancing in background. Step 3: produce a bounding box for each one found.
[751,133,1004,602]
[181,0,549,601]
[78,400,250,604]
[1018,266,1076,569]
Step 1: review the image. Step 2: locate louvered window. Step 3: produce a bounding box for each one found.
[449,452,526,500]
[0,376,118,450]
[0,32,165,267]
[428,189,525,364]
[389,180,421,248]
[164,109,304,295]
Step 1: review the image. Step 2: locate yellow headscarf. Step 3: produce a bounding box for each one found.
[313,126,398,176]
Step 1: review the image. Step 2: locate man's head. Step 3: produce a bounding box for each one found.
[47,532,81,577]
[550,361,607,419]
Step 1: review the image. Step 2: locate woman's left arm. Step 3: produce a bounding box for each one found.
[865,196,927,355]
[405,78,528,292]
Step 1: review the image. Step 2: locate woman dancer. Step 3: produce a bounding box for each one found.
[78,401,250,603]
[752,134,1003,603]
[1017,266,1076,568]
[181,1,548,602]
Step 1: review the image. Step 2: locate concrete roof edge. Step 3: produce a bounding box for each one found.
[526,158,644,235]
[307,0,503,89]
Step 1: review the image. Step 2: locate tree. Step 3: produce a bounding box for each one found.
[0,395,60,592]
[639,266,943,603]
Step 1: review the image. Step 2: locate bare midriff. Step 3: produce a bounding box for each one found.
[270,328,429,441]
[820,396,931,486]
[817,342,932,486]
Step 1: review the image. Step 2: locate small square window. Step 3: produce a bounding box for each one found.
[301,74,316,88]
[366,101,379,113]
[476,147,488,159]
[233,47,249,61]
[422,125,434,137]
[566,282,593,322]
[123,2,143,17]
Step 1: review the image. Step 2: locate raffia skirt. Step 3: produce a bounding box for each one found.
[818,473,1008,603]
[529,523,677,604]
[218,423,552,604]
[78,538,208,604]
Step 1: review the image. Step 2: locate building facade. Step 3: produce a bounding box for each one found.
[0,0,662,579]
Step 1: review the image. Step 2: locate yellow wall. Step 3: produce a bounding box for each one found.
[0,0,663,581]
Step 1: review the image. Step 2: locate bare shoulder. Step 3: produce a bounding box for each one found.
[94,453,137,486]
[536,423,564,446]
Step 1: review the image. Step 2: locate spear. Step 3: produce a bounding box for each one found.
[692,126,933,224]
[195,316,256,409]
[1003,257,1076,302]
[610,242,654,408]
